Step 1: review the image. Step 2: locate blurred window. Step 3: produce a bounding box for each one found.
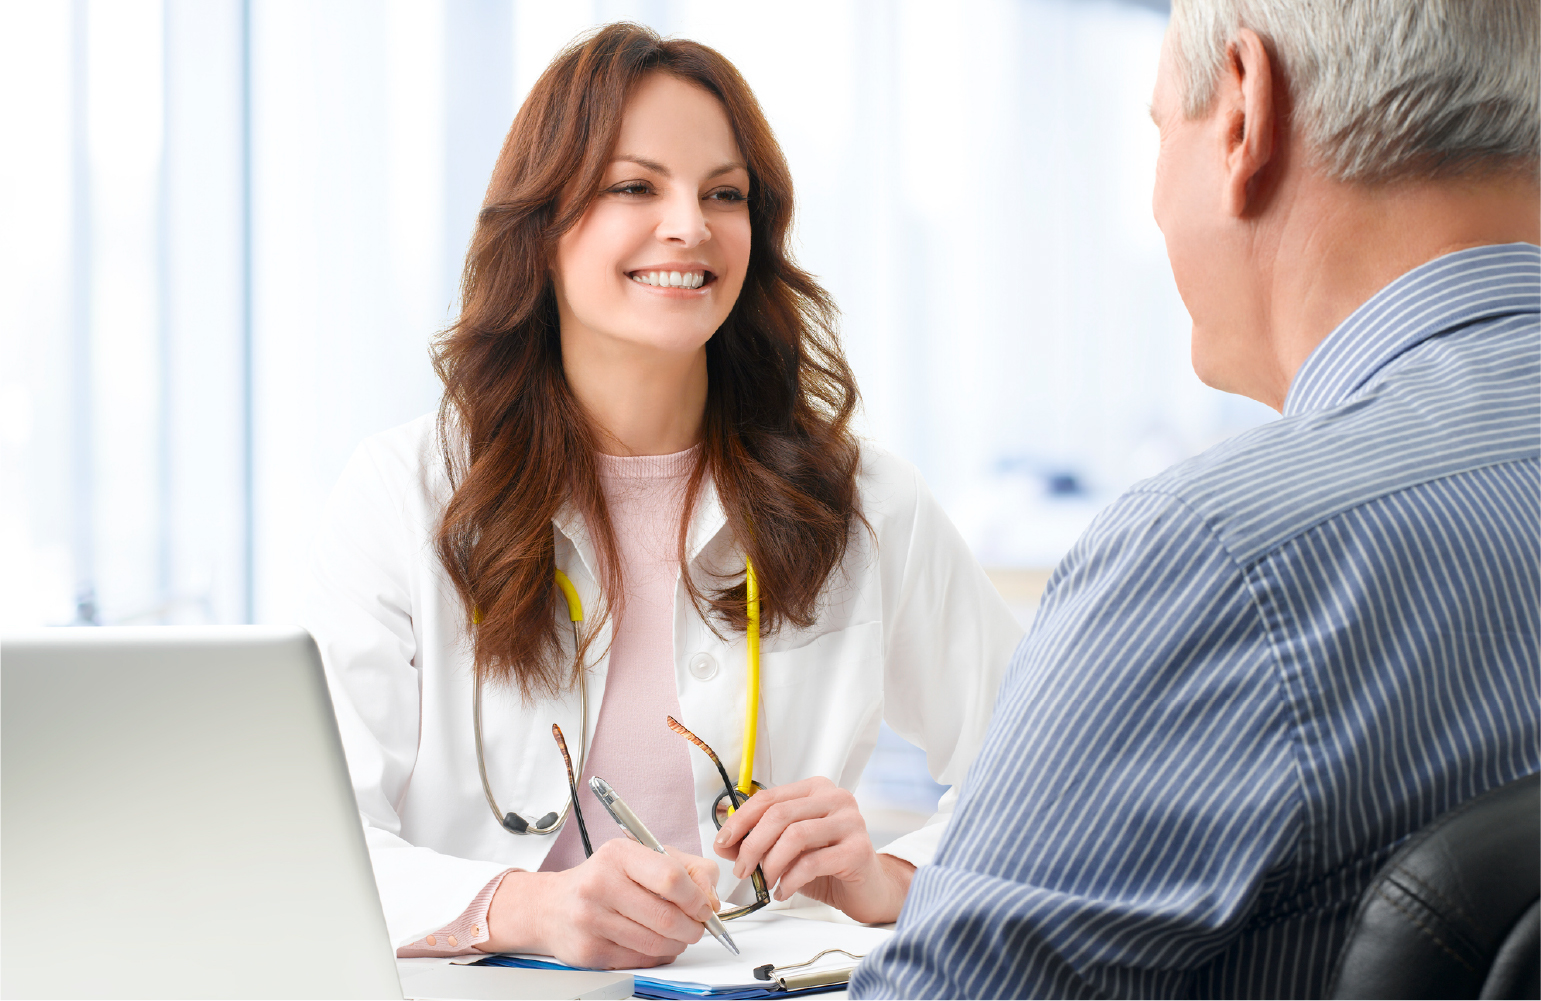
[1,0,1274,812]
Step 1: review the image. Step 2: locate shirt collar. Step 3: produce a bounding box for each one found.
[1284,242,1541,417]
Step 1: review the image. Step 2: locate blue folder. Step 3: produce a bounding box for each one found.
[474,955,845,999]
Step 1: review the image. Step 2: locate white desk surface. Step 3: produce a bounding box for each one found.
[398,901,881,1000]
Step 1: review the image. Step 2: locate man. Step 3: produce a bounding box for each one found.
[852,1,1538,998]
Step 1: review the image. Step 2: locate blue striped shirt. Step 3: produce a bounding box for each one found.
[852,243,1541,999]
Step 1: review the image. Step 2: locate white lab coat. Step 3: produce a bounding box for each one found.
[302,414,1022,949]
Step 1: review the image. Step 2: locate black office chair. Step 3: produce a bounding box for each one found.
[1329,771,1539,1000]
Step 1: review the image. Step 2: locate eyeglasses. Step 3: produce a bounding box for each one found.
[551,717,771,920]
[665,716,772,919]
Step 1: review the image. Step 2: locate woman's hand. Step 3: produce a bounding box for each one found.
[711,776,915,924]
[480,839,721,969]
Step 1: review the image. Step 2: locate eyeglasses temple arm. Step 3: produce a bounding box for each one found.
[552,724,593,857]
[667,716,746,808]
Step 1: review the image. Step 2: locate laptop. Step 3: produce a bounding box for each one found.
[1,626,631,1000]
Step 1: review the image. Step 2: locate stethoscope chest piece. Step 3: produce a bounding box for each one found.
[501,810,559,834]
[474,570,587,837]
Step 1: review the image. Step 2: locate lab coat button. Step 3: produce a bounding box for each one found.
[688,652,718,680]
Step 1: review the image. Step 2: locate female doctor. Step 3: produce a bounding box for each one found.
[303,23,1022,971]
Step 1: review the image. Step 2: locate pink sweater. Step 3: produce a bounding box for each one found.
[399,447,704,957]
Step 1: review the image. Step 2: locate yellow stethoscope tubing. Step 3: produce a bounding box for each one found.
[474,569,580,626]
[739,559,761,798]
[553,568,583,623]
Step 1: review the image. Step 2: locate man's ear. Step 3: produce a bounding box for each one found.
[1217,28,1276,218]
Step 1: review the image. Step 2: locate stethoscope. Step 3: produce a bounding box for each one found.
[474,563,763,836]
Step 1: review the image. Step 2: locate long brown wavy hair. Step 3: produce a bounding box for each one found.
[433,23,863,699]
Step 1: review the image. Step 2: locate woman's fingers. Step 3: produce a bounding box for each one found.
[757,816,850,888]
[490,840,727,969]
[542,840,713,969]
[608,841,715,926]
[665,845,722,910]
[729,796,839,878]
[773,842,857,901]
[611,875,706,945]
[541,873,687,969]
[708,777,904,921]
[583,901,692,964]
[720,778,861,880]
[714,778,821,851]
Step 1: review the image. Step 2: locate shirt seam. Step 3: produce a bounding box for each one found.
[1129,448,1539,577]
[1124,490,1310,899]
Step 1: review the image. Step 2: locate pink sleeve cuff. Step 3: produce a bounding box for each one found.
[395,870,514,958]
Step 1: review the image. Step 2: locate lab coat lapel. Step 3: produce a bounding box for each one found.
[551,499,594,579]
[551,504,609,668]
[684,474,730,565]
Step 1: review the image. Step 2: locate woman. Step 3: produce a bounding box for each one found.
[304,23,1021,971]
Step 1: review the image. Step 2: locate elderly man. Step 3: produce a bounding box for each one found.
[852,1,1539,998]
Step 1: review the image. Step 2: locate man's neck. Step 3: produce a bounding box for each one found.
[1255,169,1539,409]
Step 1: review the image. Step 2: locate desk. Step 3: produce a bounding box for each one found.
[399,903,883,1000]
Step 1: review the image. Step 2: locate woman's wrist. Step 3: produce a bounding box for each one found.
[829,851,916,924]
[873,853,916,923]
[479,869,551,955]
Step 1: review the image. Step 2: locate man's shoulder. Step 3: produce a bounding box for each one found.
[1128,335,1539,566]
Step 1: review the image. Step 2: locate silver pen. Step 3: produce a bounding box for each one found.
[589,775,739,956]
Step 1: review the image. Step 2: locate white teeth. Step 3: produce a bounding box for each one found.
[630,270,706,289]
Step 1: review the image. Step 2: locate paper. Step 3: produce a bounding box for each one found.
[487,911,893,993]
[628,910,892,989]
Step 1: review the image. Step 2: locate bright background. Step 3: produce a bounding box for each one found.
[0,0,1274,837]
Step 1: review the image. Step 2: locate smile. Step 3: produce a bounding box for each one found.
[629,270,712,290]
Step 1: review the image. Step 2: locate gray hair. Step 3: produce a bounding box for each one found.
[1168,0,1540,183]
